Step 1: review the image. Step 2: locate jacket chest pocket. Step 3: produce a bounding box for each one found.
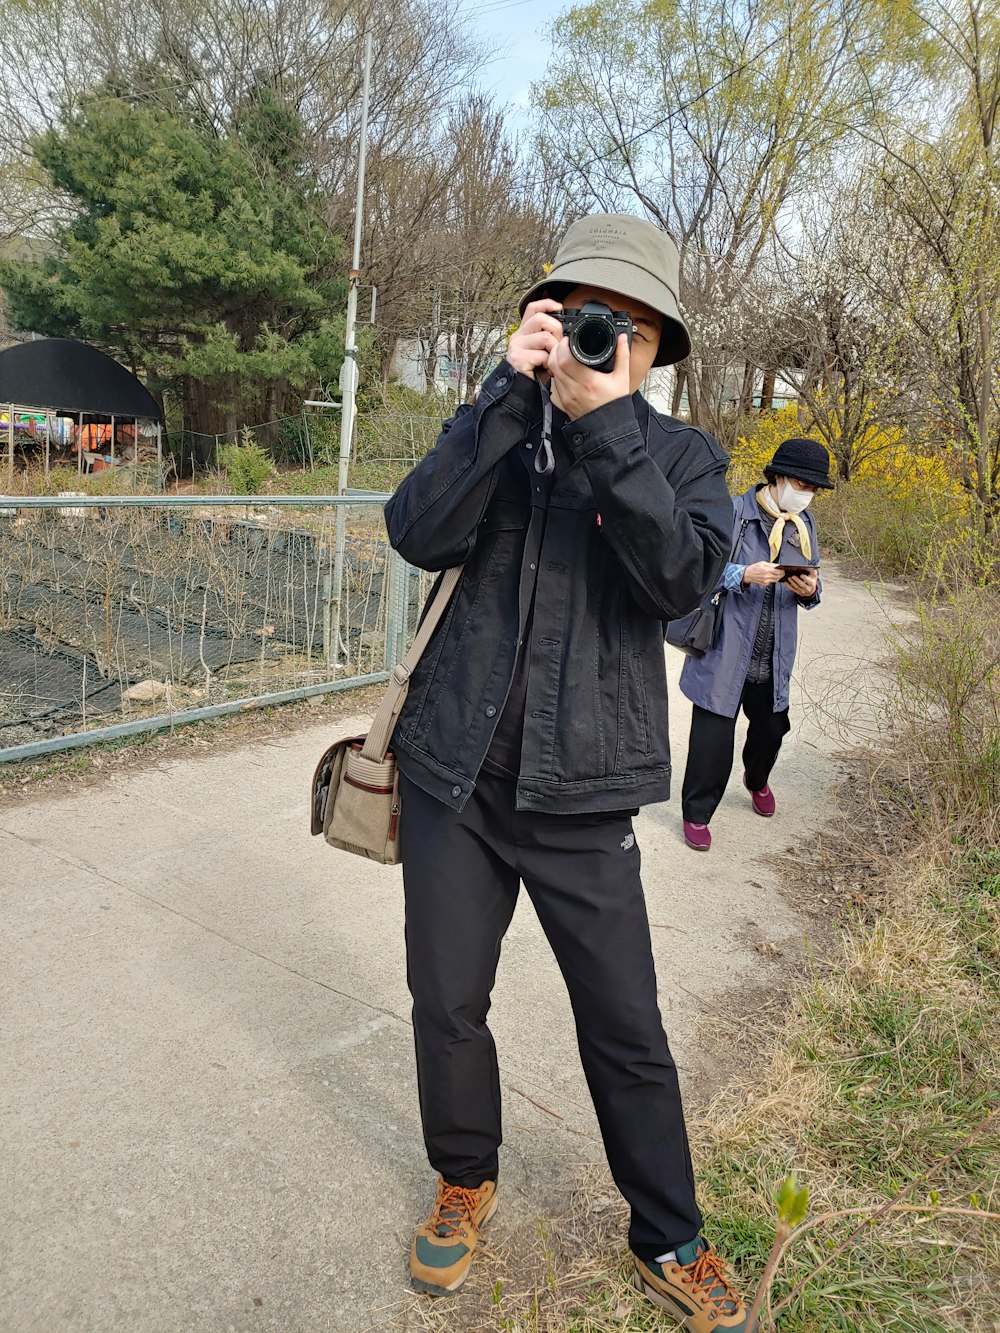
[474,498,530,582]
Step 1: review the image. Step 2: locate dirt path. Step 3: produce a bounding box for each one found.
[0,561,896,1332]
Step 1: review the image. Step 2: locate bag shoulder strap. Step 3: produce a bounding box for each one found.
[360,565,463,761]
[705,514,749,611]
[730,509,749,562]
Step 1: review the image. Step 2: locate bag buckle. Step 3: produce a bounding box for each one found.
[392,663,411,685]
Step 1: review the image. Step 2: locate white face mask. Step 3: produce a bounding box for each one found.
[776,480,814,514]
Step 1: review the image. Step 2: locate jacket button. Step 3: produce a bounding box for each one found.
[451,785,462,798]
[485,705,497,717]
[573,433,583,445]
[496,375,508,387]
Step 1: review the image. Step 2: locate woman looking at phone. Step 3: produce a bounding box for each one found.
[678,437,834,852]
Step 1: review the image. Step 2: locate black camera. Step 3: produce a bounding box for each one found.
[557,302,633,373]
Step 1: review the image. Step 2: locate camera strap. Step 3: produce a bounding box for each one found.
[533,378,650,479]
[534,378,555,476]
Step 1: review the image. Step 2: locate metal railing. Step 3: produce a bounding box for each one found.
[0,495,432,762]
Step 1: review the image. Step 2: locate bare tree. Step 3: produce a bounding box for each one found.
[367,95,563,400]
[866,0,1000,530]
[536,0,920,433]
[746,175,925,479]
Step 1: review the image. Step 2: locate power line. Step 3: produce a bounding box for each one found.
[468,0,540,13]
[550,0,840,175]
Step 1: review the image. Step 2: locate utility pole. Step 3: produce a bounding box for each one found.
[338,28,373,492]
[330,28,374,666]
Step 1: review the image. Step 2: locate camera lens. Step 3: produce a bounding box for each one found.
[572,316,616,365]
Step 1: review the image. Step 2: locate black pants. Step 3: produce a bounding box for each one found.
[399,768,702,1259]
[681,679,791,824]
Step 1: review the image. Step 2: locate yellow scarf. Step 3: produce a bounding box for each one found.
[756,486,812,562]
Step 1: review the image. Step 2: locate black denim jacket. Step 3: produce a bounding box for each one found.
[384,361,732,815]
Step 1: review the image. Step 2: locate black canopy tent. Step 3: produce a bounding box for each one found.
[0,338,163,484]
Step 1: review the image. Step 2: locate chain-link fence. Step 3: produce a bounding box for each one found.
[171,416,314,476]
[0,496,434,762]
[356,411,444,467]
[169,407,450,480]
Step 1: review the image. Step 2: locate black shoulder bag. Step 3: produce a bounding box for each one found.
[664,512,749,658]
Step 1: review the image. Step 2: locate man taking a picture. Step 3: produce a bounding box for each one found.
[384,214,750,1331]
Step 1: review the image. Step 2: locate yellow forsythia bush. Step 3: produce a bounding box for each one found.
[852,431,968,507]
[729,405,966,508]
[729,400,974,578]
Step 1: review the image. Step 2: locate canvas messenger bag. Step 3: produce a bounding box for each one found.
[310,566,462,864]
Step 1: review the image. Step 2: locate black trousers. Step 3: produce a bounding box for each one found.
[681,679,791,824]
[399,768,702,1259]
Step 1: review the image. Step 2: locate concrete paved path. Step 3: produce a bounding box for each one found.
[0,564,893,1332]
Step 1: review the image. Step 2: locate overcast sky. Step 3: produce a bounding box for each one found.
[462,0,569,132]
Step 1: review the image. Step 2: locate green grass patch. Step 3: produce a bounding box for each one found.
[676,849,1000,1332]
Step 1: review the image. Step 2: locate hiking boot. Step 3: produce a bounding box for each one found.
[633,1237,749,1330]
[410,1177,498,1296]
[683,820,712,851]
[744,774,776,817]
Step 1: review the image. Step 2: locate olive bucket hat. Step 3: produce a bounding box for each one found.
[519,214,691,366]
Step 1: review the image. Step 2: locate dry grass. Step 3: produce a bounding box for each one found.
[3,462,160,496]
[0,500,400,759]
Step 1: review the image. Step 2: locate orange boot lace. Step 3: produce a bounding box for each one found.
[679,1246,742,1314]
[430,1183,484,1237]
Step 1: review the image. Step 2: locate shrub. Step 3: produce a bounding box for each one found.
[302,414,339,468]
[851,435,967,501]
[889,583,1000,827]
[35,465,83,496]
[217,430,275,495]
[816,436,976,581]
[732,406,977,580]
[816,483,961,578]
[6,463,150,497]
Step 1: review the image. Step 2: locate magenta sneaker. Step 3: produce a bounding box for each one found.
[744,774,776,817]
[683,820,712,851]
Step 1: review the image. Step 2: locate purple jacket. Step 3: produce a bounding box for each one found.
[679,486,821,718]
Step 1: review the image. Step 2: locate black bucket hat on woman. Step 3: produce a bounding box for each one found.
[766,437,835,489]
[519,214,691,367]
